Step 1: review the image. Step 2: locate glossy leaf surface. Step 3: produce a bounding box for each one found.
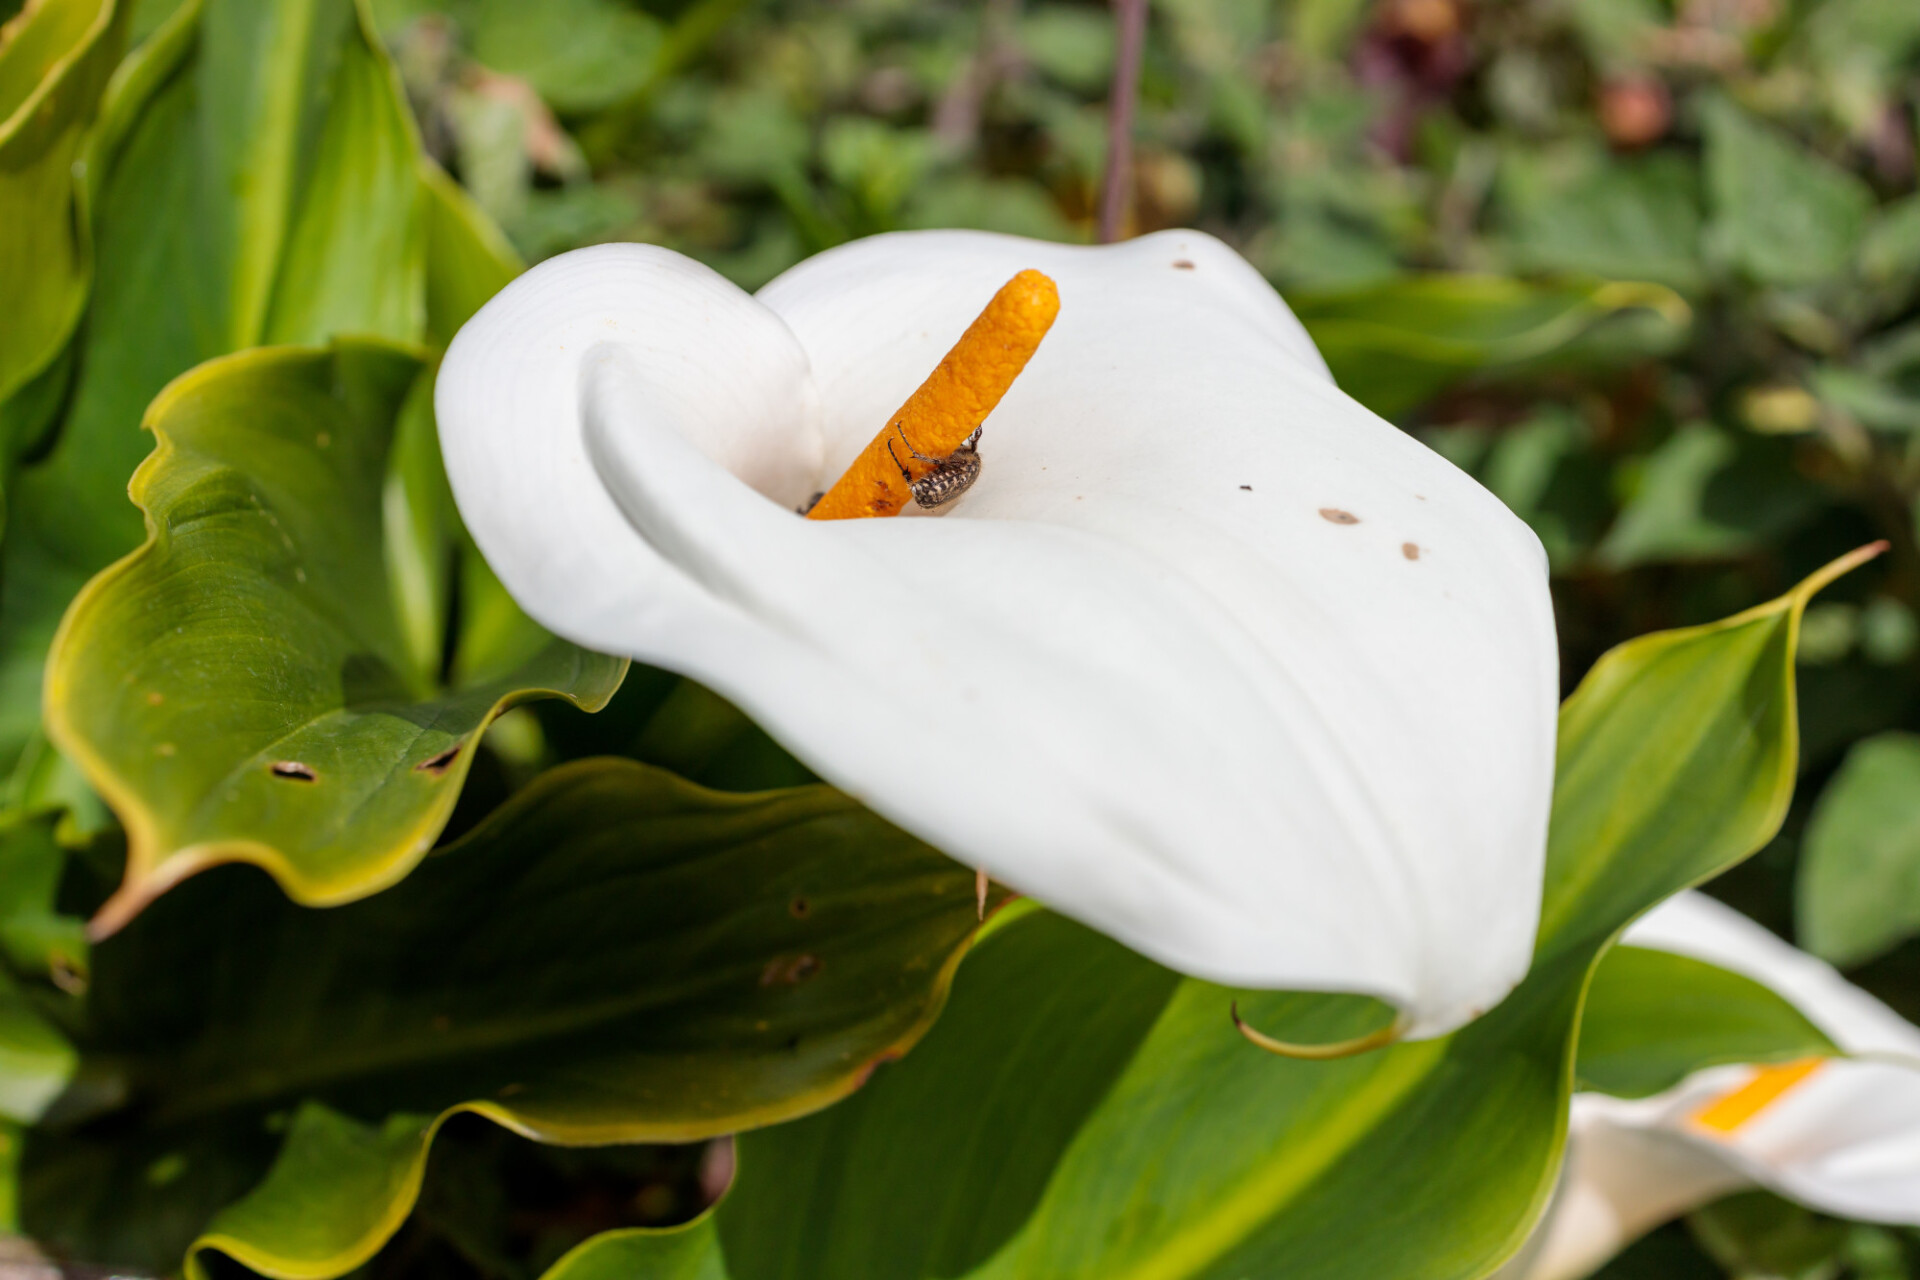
[0,0,503,781]
[0,0,123,412]
[571,549,1860,1280]
[21,758,1004,1272]
[44,341,621,929]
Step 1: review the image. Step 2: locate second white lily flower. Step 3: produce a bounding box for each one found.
[435,229,1559,1038]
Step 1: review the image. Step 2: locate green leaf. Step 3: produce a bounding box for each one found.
[43,340,622,932]
[1595,424,1821,570]
[1688,1190,1852,1280]
[1797,731,1920,967]
[467,0,663,115]
[1575,945,1834,1099]
[18,758,1004,1273]
[1704,96,1874,288]
[0,808,84,982]
[0,811,85,1126]
[1292,274,1688,419]
[561,550,1870,1280]
[1497,148,1705,291]
[0,0,467,778]
[0,0,125,413]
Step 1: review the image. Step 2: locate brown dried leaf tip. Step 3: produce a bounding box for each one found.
[270,761,318,782]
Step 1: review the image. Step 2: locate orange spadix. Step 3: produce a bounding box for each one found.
[806,268,1059,521]
[1691,1058,1825,1133]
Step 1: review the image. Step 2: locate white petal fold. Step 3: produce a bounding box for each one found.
[436,229,1559,1038]
[1509,891,1920,1280]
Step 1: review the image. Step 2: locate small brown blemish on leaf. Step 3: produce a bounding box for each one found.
[760,954,823,986]
[1172,259,1196,270]
[431,1014,452,1032]
[1402,542,1421,560]
[497,1082,524,1098]
[146,691,164,706]
[314,431,331,449]
[156,743,176,758]
[1319,508,1360,525]
[788,896,811,919]
[416,745,461,775]
[270,761,317,781]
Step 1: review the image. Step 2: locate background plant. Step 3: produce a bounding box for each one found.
[2,0,1919,1276]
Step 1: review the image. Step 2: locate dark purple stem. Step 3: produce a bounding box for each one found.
[1097,0,1148,244]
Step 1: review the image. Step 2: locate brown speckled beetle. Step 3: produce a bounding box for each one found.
[887,423,983,510]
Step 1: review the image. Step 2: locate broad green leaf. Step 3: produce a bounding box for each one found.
[1292,274,1687,419]
[567,550,1869,1280]
[1497,148,1704,291]
[1797,731,1920,967]
[543,1221,728,1280]
[1574,945,1834,1100]
[467,0,663,115]
[0,0,124,413]
[44,341,622,932]
[18,758,1005,1273]
[1594,424,1822,570]
[0,0,458,777]
[1703,96,1874,288]
[421,158,522,343]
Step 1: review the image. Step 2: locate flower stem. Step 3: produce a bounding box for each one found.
[1097,0,1149,244]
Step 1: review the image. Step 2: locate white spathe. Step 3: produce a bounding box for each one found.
[1508,891,1920,1280]
[434,229,1559,1038]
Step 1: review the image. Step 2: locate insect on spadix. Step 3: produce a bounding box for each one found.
[887,423,983,509]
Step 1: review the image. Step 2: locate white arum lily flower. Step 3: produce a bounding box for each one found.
[434,229,1558,1039]
[1507,890,1920,1280]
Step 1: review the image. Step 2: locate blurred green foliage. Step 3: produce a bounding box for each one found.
[7,0,1920,1273]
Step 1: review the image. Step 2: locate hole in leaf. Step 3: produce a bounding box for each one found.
[760,954,823,986]
[270,761,318,782]
[416,745,461,775]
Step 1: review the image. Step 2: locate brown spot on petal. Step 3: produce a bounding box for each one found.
[1239,484,1253,491]
[1403,542,1421,560]
[1319,508,1360,525]
[1172,259,1196,270]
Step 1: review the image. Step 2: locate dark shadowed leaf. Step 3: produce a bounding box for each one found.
[18,758,1005,1274]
